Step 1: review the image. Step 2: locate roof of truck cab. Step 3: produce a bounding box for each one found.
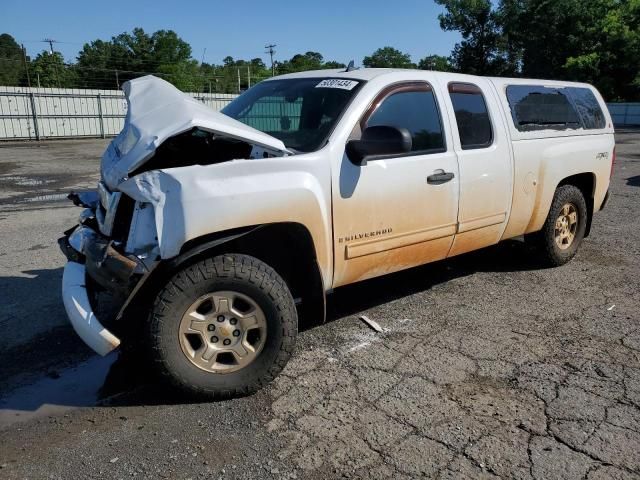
[268,68,595,90]
[268,68,451,82]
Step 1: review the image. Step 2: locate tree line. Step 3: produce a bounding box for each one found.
[0,0,638,100]
[435,0,640,101]
[0,30,352,93]
[0,30,448,94]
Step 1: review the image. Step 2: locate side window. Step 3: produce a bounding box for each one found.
[448,83,493,149]
[567,87,606,129]
[366,89,445,153]
[506,85,581,131]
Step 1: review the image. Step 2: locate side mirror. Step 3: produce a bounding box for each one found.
[346,125,412,165]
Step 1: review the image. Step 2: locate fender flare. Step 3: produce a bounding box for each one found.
[115,225,261,322]
[116,223,327,330]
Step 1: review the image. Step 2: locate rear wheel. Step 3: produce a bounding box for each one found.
[147,254,297,399]
[527,185,588,266]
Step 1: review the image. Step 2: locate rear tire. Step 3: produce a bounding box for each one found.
[147,254,297,399]
[527,185,588,266]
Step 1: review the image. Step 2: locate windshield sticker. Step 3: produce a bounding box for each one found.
[315,79,359,90]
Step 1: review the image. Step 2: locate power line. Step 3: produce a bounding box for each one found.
[0,55,273,92]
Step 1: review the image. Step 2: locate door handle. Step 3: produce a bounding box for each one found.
[427,169,455,185]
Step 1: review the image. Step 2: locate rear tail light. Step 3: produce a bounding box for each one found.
[610,147,616,179]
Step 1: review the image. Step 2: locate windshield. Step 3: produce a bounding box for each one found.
[222,78,362,152]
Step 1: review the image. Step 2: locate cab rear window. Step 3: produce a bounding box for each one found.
[448,83,493,149]
[506,85,605,131]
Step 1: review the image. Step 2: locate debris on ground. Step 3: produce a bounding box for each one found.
[359,315,383,333]
[607,304,616,311]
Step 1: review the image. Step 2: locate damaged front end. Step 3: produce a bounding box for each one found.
[59,188,154,356]
[59,75,290,356]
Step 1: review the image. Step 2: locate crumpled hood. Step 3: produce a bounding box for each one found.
[101,75,288,189]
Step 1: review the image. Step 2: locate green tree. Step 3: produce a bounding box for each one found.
[418,55,452,71]
[502,0,640,100]
[157,59,203,91]
[362,47,415,68]
[30,51,77,88]
[152,30,191,65]
[206,55,273,93]
[0,33,24,86]
[434,0,640,100]
[75,28,193,89]
[277,51,344,73]
[249,58,266,70]
[434,0,514,75]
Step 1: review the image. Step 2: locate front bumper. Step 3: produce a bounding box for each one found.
[62,262,121,356]
[59,225,138,292]
[59,213,141,356]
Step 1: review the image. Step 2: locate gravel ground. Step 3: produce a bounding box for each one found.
[0,134,639,479]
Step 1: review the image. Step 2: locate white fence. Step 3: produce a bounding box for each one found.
[0,86,238,141]
[607,103,640,127]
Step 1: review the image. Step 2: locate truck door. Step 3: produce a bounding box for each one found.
[332,81,460,287]
[442,79,513,257]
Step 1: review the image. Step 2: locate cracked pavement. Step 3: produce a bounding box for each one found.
[0,132,639,479]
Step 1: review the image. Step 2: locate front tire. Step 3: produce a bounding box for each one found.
[147,254,297,399]
[527,185,588,266]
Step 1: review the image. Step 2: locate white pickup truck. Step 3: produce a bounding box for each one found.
[59,69,615,398]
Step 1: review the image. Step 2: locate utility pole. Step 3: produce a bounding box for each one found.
[42,38,57,55]
[21,44,31,87]
[265,44,276,76]
[41,38,61,87]
[247,66,251,88]
[237,68,241,93]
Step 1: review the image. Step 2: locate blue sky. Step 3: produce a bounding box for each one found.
[2,0,460,66]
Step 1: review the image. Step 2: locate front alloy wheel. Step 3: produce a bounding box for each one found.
[179,291,267,374]
[147,254,297,399]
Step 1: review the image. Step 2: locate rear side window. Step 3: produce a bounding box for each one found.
[366,89,445,153]
[567,87,606,129]
[506,85,581,131]
[448,83,493,149]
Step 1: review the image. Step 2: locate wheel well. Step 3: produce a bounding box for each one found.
[558,173,595,237]
[143,223,326,330]
[198,223,320,298]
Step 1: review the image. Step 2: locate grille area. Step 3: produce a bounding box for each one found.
[111,195,135,243]
[96,181,135,243]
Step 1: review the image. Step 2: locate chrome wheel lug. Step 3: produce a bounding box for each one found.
[233,330,240,337]
[217,315,225,322]
[207,324,215,331]
[223,339,231,346]
[210,336,219,343]
[230,318,237,325]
